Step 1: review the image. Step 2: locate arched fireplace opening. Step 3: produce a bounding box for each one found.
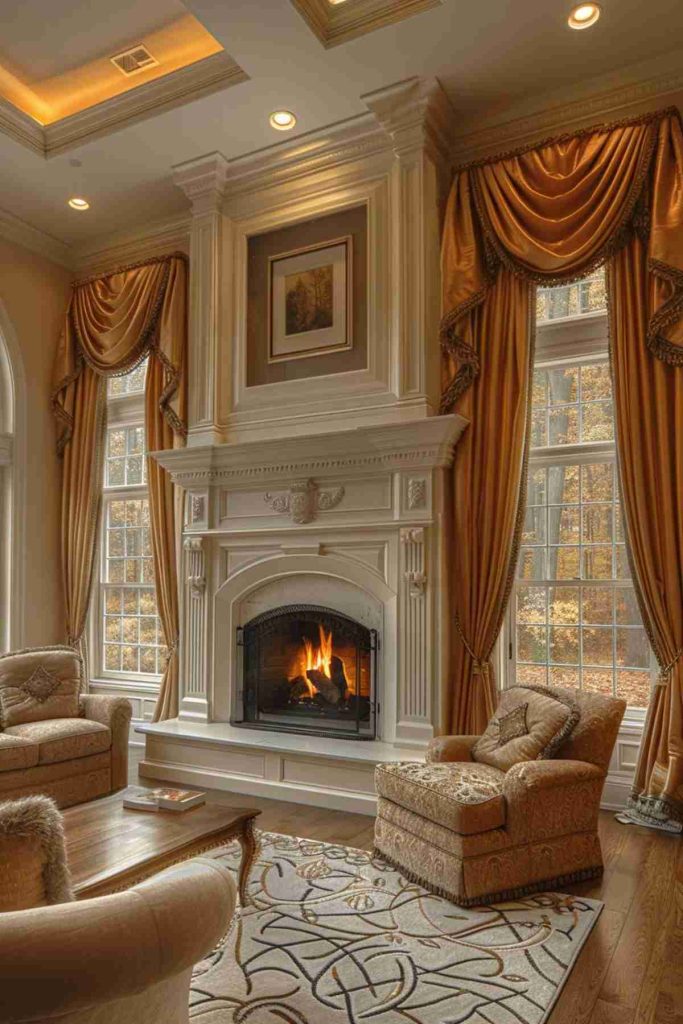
[235,604,377,739]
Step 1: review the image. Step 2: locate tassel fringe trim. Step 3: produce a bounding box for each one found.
[373,846,603,907]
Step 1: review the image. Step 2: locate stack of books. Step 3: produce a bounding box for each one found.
[122,786,206,813]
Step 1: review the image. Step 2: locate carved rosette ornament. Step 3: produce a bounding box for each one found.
[407,478,427,510]
[264,479,345,524]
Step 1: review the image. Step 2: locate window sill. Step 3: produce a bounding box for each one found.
[89,677,161,696]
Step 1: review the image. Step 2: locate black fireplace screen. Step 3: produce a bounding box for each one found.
[236,605,376,739]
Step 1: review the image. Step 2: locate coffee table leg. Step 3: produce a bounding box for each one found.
[237,819,258,907]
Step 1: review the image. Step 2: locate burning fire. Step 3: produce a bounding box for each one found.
[290,624,333,697]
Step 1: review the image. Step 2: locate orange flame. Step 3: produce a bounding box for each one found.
[290,624,333,696]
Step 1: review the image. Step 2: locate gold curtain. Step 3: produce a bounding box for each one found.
[440,109,683,825]
[610,230,683,827]
[53,255,187,720]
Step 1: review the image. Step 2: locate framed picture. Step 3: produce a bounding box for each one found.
[268,236,352,362]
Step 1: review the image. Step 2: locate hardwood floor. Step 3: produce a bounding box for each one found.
[129,747,682,1024]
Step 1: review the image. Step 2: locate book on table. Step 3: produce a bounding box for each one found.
[123,786,206,812]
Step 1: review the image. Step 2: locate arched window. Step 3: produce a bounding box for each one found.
[0,304,26,652]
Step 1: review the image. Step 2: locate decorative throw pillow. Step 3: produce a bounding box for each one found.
[472,685,580,772]
[0,647,83,729]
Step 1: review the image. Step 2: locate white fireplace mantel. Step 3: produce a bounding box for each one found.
[138,414,466,813]
[151,415,466,491]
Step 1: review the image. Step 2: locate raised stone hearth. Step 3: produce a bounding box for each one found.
[137,415,466,812]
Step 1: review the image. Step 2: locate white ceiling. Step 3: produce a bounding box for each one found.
[1,0,682,252]
[0,0,187,79]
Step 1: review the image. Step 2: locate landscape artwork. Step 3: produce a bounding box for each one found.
[284,263,333,336]
[269,237,351,361]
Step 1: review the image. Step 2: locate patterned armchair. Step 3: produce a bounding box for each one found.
[374,687,625,905]
[0,647,132,808]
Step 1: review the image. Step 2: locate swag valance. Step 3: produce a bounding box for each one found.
[439,108,683,829]
[53,254,187,454]
[52,253,188,722]
[441,110,683,411]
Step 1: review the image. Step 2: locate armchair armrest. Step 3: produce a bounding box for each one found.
[504,759,606,842]
[0,857,236,1022]
[427,735,480,763]
[80,695,132,791]
[504,759,604,795]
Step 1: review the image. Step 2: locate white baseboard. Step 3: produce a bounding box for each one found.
[600,773,632,811]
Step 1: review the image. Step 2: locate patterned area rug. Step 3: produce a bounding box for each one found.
[191,832,602,1023]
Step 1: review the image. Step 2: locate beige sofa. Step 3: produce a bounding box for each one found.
[374,687,626,905]
[0,647,132,808]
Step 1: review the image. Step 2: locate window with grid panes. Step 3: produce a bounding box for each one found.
[509,270,653,709]
[98,359,166,680]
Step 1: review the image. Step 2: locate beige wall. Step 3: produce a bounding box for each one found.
[0,237,72,647]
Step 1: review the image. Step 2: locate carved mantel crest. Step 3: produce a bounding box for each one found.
[264,478,345,525]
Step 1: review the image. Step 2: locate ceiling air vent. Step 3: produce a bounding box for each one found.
[110,45,159,77]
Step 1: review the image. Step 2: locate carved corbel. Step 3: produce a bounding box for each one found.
[184,536,206,598]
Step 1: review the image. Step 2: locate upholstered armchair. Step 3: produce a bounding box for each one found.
[375,687,625,905]
[0,646,132,807]
[1,859,235,1024]
[0,796,236,1024]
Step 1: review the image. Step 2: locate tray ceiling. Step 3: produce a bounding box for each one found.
[0,0,681,252]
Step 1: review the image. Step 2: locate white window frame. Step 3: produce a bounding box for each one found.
[502,307,654,722]
[89,385,162,694]
[0,305,26,653]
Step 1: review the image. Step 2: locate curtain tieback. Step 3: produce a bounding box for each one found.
[454,612,490,681]
[657,646,683,687]
[164,637,180,665]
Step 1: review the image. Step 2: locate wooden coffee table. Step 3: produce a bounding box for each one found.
[63,794,261,905]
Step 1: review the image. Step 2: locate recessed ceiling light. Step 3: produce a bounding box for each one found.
[68,197,90,210]
[568,3,601,29]
[269,110,297,131]
[328,0,350,4]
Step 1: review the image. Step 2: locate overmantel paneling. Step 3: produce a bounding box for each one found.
[172,79,455,445]
[229,176,392,432]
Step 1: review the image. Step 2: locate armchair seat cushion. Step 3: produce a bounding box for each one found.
[0,735,39,773]
[4,720,111,766]
[375,761,506,834]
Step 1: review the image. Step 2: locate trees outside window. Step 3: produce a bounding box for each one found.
[507,271,653,710]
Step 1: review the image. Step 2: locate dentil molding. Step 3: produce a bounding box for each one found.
[151,416,468,487]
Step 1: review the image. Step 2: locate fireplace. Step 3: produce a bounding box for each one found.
[235,604,377,739]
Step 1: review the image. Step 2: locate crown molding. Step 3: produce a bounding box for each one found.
[173,153,230,213]
[0,97,44,156]
[363,76,456,166]
[73,213,191,277]
[290,0,442,49]
[0,52,248,160]
[0,206,75,269]
[172,114,392,211]
[451,50,683,165]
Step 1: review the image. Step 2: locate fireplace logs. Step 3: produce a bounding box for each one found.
[306,655,348,704]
